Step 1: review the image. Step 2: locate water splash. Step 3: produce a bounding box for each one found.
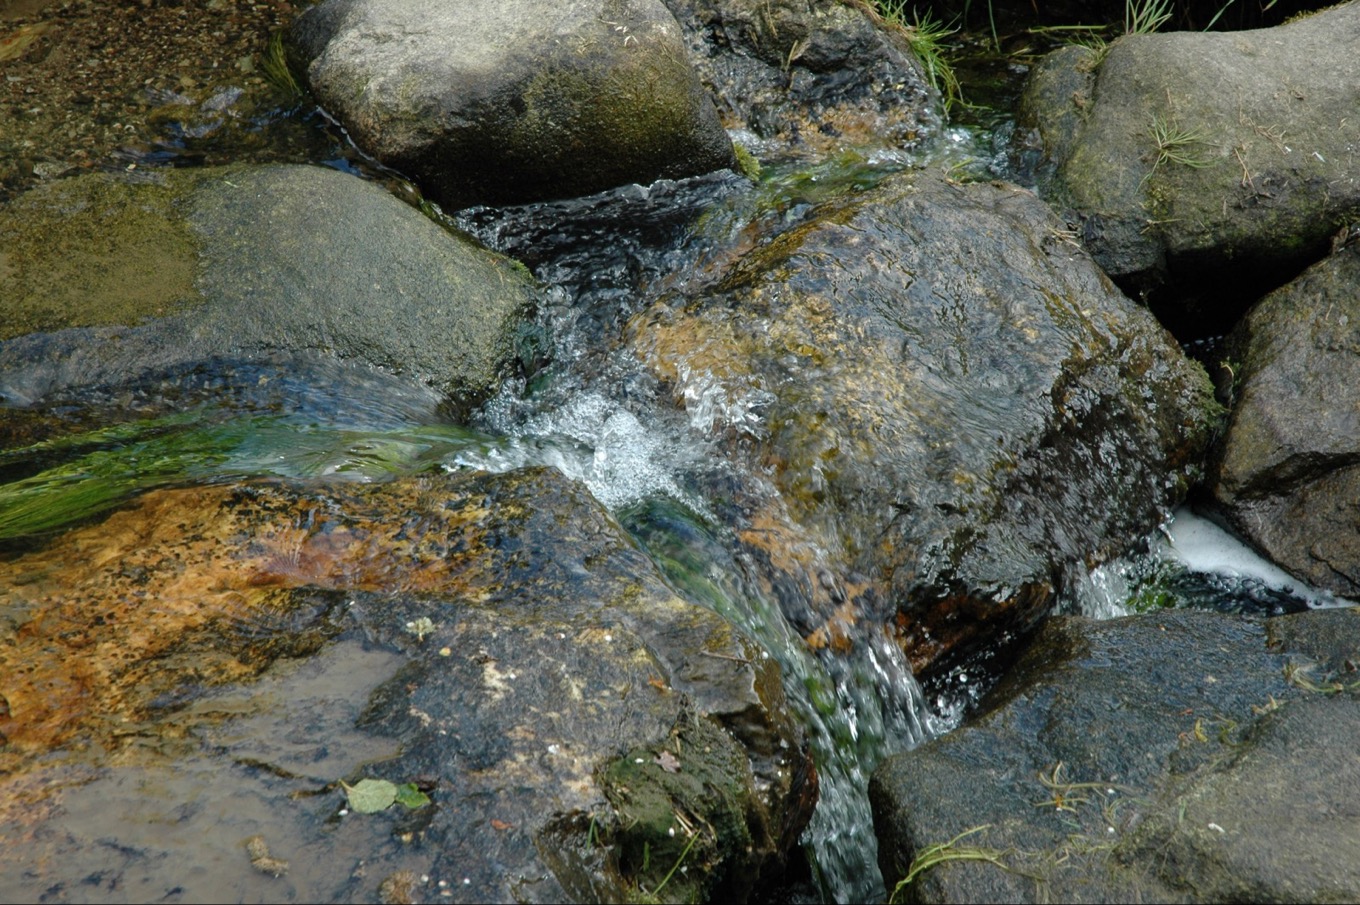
[1065,507,1350,619]
[455,391,711,517]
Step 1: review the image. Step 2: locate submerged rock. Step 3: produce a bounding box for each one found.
[0,467,813,903]
[663,0,940,159]
[869,607,1360,904]
[291,0,737,208]
[1211,241,1360,599]
[0,165,536,411]
[630,170,1220,674]
[1019,4,1360,319]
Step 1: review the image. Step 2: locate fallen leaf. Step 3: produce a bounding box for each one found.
[394,782,431,810]
[343,778,398,813]
[655,750,681,774]
[491,819,513,831]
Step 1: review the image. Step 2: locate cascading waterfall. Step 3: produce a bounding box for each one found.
[448,162,965,902]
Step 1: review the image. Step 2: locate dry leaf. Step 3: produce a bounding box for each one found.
[655,750,681,773]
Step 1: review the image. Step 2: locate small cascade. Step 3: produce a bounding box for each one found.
[1064,507,1350,619]
[450,158,968,902]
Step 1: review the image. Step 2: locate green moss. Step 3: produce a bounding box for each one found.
[732,143,762,182]
[0,414,236,540]
[0,172,204,341]
[597,714,757,903]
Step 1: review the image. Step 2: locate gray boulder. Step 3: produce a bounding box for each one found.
[1019,4,1360,307]
[663,0,940,158]
[630,170,1221,674]
[870,607,1360,904]
[1211,240,1360,599]
[291,0,737,208]
[0,165,536,410]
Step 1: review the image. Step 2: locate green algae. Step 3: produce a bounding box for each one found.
[0,412,493,541]
[598,713,760,903]
[0,172,204,340]
[0,414,238,539]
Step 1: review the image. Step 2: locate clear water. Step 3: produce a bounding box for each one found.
[0,61,1059,896]
[450,156,965,903]
[0,156,961,902]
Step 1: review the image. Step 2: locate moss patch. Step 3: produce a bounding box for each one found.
[0,172,203,340]
[597,713,759,903]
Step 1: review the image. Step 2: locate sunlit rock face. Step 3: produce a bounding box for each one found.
[0,164,536,411]
[0,467,813,903]
[291,0,737,208]
[629,170,1221,674]
[1018,3,1360,317]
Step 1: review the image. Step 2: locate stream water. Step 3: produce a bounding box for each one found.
[0,33,1341,905]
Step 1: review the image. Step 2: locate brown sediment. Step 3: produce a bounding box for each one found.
[0,476,496,778]
[0,0,303,203]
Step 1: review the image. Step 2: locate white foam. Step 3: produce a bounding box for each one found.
[453,392,710,517]
[1160,509,1344,606]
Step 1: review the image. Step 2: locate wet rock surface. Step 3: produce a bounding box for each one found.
[630,169,1220,674]
[0,466,813,903]
[291,0,736,208]
[662,0,940,159]
[1019,3,1360,319]
[6,1,1360,901]
[0,163,536,409]
[870,607,1360,904]
[1210,241,1360,599]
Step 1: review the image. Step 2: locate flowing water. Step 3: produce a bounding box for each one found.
[2,32,1339,904]
[1,154,978,901]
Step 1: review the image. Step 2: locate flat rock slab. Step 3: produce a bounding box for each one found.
[1212,241,1360,598]
[292,0,736,208]
[1020,4,1360,309]
[870,607,1360,903]
[0,164,536,409]
[0,466,813,903]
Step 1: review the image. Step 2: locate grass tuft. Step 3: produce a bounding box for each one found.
[261,29,304,101]
[1125,0,1176,35]
[875,2,963,109]
[1149,113,1213,170]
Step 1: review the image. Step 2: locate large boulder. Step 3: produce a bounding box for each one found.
[870,607,1360,904]
[1211,239,1360,599]
[1019,4,1360,318]
[628,170,1221,674]
[0,466,814,903]
[290,0,737,208]
[662,0,940,158]
[0,165,536,411]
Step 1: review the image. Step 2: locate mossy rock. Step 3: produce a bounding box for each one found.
[0,164,536,409]
[630,169,1221,674]
[596,712,765,902]
[291,0,736,207]
[1019,4,1360,316]
[871,608,1360,904]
